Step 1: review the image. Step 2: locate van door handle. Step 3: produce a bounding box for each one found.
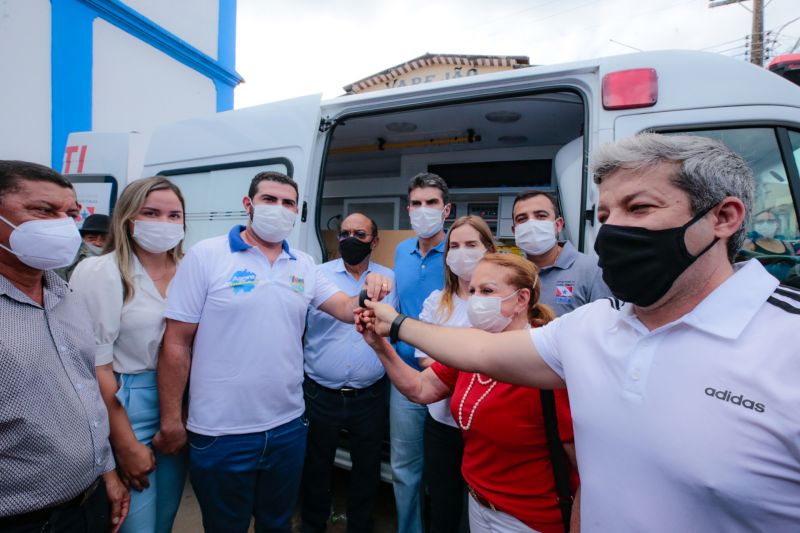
[584,205,595,226]
[301,201,308,223]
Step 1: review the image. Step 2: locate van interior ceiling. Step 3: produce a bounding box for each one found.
[317,91,586,265]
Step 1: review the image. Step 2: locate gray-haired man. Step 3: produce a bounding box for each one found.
[360,134,800,531]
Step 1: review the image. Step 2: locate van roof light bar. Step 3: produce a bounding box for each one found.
[602,68,658,110]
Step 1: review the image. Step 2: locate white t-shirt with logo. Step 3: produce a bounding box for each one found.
[530,260,800,531]
[416,290,470,428]
[166,227,339,436]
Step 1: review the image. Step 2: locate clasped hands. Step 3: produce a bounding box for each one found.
[355,298,400,342]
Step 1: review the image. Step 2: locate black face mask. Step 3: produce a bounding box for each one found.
[594,205,719,307]
[339,237,373,266]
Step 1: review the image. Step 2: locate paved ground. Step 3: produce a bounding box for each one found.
[172,468,397,532]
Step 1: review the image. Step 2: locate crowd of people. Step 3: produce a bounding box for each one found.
[1,133,799,533]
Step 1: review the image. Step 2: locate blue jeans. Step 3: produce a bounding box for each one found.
[188,416,309,533]
[115,372,187,533]
[390,384,427,533]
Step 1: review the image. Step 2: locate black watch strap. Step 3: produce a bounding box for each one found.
[389,314,408,344]
[358,288,369,308]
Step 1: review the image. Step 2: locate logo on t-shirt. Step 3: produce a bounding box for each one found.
[704,387,765,413]
[229,269,257,294]
[554,283,574,304]
[290,275,305,294]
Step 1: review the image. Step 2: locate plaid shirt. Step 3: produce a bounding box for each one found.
[0,271,114,517]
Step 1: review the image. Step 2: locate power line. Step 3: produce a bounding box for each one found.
[700,36,749,51]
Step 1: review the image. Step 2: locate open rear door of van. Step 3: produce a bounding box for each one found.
[142,94,322,249]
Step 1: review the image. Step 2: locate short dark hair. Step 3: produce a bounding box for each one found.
[248,171,299,201]
[512,191,561,218]
[408,172,449,204]
[340,212,379,237]
[0,160,73,203]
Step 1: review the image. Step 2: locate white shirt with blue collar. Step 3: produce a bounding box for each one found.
[530,259,800,531]
[304,258,397,389]
[166,225,339,436]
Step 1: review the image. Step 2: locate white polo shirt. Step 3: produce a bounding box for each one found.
[166,225,339,436]
[530,259,800,531]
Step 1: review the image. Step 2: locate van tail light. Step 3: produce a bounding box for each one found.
[602,68,658,110]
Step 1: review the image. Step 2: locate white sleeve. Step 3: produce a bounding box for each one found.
[415,292,440,360]
[311,264,341,309]
[69,256,123,367]
[165,246,209,324]
[529,315,566,379]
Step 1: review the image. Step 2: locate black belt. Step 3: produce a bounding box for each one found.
[306,376,385,397]
[0,478,101,528]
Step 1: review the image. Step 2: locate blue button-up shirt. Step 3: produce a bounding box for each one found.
[304,258,397,389]
[393,236,446,369]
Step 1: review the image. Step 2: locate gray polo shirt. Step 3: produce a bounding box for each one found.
[536,241,612,316]
[0,271,114,517]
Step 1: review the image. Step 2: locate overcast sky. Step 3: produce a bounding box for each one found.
[234,0,799,108]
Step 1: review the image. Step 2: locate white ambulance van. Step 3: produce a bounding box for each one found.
[65,50,800,287]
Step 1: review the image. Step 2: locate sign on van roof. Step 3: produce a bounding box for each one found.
[343,53,530,94]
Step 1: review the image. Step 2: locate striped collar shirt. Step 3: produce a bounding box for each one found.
[0,271,114,517]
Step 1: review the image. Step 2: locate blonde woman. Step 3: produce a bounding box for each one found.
[359,253,578,533]
[71,177,187,533]
[416,215,496,533]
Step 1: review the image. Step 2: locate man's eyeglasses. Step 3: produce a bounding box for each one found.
[338,229,371,241]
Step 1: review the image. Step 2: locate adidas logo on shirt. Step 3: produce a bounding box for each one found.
[704,387,765,413]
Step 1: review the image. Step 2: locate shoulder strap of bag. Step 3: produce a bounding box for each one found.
[540,389,573,532]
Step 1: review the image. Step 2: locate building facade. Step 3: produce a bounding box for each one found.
[0,0,241,167]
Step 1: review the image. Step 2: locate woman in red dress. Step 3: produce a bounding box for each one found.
[359,252,579,533]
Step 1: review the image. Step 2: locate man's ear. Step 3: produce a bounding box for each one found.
[242,196,253,213]
[554,217,565,235]
[713,197,746,240]
[443,203,452,219]
[371,236,380,250]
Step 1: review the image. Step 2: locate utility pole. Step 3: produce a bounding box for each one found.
[709,0,765,65]
[751,0,764,65]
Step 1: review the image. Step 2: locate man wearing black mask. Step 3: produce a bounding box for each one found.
[359,134,800,531]
[300,212,396,533]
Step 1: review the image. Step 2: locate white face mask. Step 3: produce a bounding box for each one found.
[85,243,104,256]
[133,220,184,253]
[446,248,486,280]
[754,221,778,239]
[251,204,297,243]
[515,219,558,256]
[0,215,82,270]
[467,290,519,333]
[410,207,444,238]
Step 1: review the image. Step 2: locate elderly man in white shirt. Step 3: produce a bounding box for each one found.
[360,134,800,532]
